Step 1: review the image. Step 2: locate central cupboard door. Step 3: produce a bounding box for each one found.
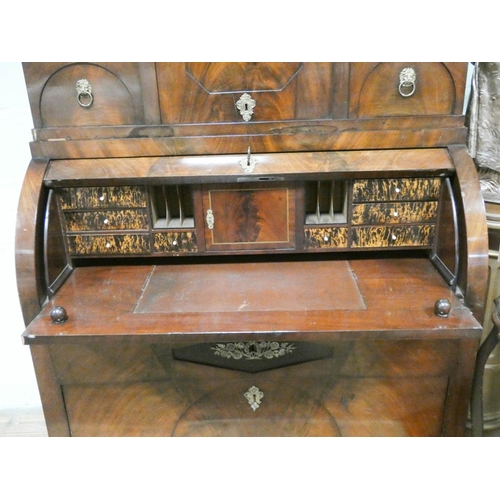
[156,63,337,124]
[202,183,296,252]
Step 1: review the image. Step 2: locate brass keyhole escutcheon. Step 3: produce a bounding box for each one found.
[236,93,256,121]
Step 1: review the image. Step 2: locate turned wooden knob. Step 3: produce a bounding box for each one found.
[50,306,68,324]
[434,299,451,317]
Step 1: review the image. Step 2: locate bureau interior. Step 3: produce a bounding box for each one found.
[43,169,458,301]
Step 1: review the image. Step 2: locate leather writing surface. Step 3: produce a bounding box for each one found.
[134,260,364,314]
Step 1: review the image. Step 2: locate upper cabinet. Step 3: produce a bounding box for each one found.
[22,62,470,157]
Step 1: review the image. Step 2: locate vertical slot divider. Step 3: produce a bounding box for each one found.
[177,185,184,227]
[329,181,335,222]
[316,181,321,223]
[163,186,171,227]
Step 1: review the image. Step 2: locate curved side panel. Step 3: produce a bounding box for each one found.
[15,158,50,326]
[448,145,489,322]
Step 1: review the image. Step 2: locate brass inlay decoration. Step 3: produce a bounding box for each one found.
[236,93,256,121]
[212,341,296,360]
[244,386,264,411]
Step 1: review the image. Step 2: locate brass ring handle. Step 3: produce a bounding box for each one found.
[398,67,416,98]
[76,79,94,107]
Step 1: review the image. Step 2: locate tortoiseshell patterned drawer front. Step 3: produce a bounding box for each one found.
[351,201,438,225]
[59,186,147,210]
[352,178,441,202]
[153,232,198,254]
[66,234,150,255]
[64,209,149,232]
[351,224,435,248]
[304,227,348,249]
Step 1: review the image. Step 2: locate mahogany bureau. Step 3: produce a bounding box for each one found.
[16,63,488,436]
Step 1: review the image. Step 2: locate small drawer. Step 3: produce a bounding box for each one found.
[351,224,435,248]
[304,227,348,249]
[59,186,147,210]
[351,201,438,225]
[352,178,441,203]
[153,232,198,254]
[64,209,149,232]
[66,234,150,255]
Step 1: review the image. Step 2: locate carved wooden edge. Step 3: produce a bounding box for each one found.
[30,345,71,437]
[442,338,479,436]
[30,127,468,160]
[448,145,489,323]
[15,158,50,326]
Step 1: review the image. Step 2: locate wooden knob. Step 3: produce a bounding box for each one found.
[434,299,451,317]
[50,306,68,324]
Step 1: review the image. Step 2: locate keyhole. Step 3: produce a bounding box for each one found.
[244,103,248,110]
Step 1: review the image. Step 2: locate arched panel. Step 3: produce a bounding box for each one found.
[40,63,138,126]
[352,62,457,118]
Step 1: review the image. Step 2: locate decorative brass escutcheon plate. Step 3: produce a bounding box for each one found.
[236,93,256,121]
[244,386,264,411]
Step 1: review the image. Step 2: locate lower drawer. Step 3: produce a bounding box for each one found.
[49,339,459,436]
[351,224,435,248]
[62,375,448,437]
[66,233,151,255]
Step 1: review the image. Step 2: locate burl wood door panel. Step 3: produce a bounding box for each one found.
[156,63,335,124]
[202,184,295,252]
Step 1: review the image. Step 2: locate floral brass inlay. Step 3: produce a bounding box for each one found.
[212,341,296,360]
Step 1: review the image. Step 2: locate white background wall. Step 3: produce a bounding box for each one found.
[0,62,42,410]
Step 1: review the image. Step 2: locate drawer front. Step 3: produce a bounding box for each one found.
[153,232,198,254]
[351,201,438,225]
[304,227,349,249]
[59,186,147,210]
[349,62,467,118]
[58,339,455,437]
[64,209,149,231]
[66,234,150,255]
[157,62,336,124]
[352,178,441,202]
[351,224,435,248]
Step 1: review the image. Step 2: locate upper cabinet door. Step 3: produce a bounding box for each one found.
[349,62,468,118]
[156,63,338,124]
[23,62,146,128]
